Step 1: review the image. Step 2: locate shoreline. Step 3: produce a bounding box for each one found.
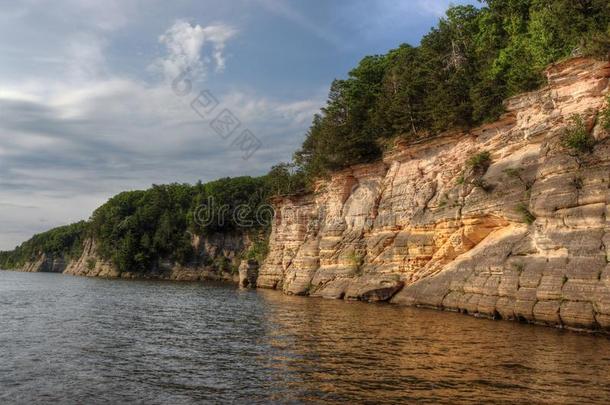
[4,267,609,336]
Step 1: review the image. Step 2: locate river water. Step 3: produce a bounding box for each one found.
[1,271,610,404]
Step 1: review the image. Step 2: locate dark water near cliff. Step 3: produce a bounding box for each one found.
[2,272,610,404]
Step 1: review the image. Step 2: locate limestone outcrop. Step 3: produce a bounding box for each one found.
[35,232,253,283]
[258,57,610,331]
[20,254,67,273]
[238,260,259,288]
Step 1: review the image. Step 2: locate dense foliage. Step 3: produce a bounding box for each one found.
[1,176,282,273]
[89,177,275,273]
[0,222,87,269]
[265,163,307,196]
[294,0,610,179]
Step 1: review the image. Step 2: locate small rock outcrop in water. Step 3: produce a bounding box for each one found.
[24,233,252,283]
[238,260,259,288]
[257,58,610,331]
[20,254,67,273]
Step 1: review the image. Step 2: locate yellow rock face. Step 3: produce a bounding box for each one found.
[258,57,610,331]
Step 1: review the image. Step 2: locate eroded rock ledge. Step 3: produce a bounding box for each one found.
[19,233,252,283]
[257,57,610,331]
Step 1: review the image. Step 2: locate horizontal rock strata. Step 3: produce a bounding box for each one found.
[24,232,250,283]
[258,57,610,331]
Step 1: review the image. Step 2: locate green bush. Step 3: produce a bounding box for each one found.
[513,263,525,274]
[561,115,596,154]
[265,163,307,196]
[472,178,494,193]
[503,168,522,179]
[0,221,87,269]
[213,256,231,272]
[516,204,536,225]
[504,167,533,190]
[86,258,97,270]
[245,236,270,264]
[346,251,365,275]
[467,151,492,172]
[581,29,610,60]
[464,151,493,192]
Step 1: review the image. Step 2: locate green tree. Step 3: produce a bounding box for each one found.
[293,0,609,181]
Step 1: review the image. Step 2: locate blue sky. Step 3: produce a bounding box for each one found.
[0,0,476,249]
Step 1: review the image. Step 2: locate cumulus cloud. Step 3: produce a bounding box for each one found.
[153,20,237,81]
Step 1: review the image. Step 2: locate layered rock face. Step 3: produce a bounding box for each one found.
[59,232,251,282]
[20,254,67,273]
[258,58,610,330]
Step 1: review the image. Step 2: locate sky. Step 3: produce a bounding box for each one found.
[0,0,476,250]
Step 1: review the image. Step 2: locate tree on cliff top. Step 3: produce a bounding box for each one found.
[0,222,88,269]
[88,178,271,273]
[294,0,610,180]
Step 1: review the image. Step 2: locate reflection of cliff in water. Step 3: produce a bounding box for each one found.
[256,289,610,403]
[258,58,610,332]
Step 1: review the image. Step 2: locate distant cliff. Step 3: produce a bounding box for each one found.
[0,179,272,285]
[258,58,610,331]
[9,232,253,284]
[64,233,251,282]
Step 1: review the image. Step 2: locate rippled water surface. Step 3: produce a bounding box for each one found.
[2,271,610,404]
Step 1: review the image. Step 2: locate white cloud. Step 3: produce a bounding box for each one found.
[65,34,108,81]
[0,5,327,250]
[0,62,321,250]
[153,20,237,81]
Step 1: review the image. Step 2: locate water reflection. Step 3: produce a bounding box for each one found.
[1,272,609,404]
[256,290,610,404]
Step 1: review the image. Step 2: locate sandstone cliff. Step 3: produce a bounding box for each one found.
[19,254,68,273]
[258,57,610,331]
[21,232,253,283]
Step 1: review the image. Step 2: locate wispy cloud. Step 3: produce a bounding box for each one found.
[152,20,238,81]
[0,14,320,248]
